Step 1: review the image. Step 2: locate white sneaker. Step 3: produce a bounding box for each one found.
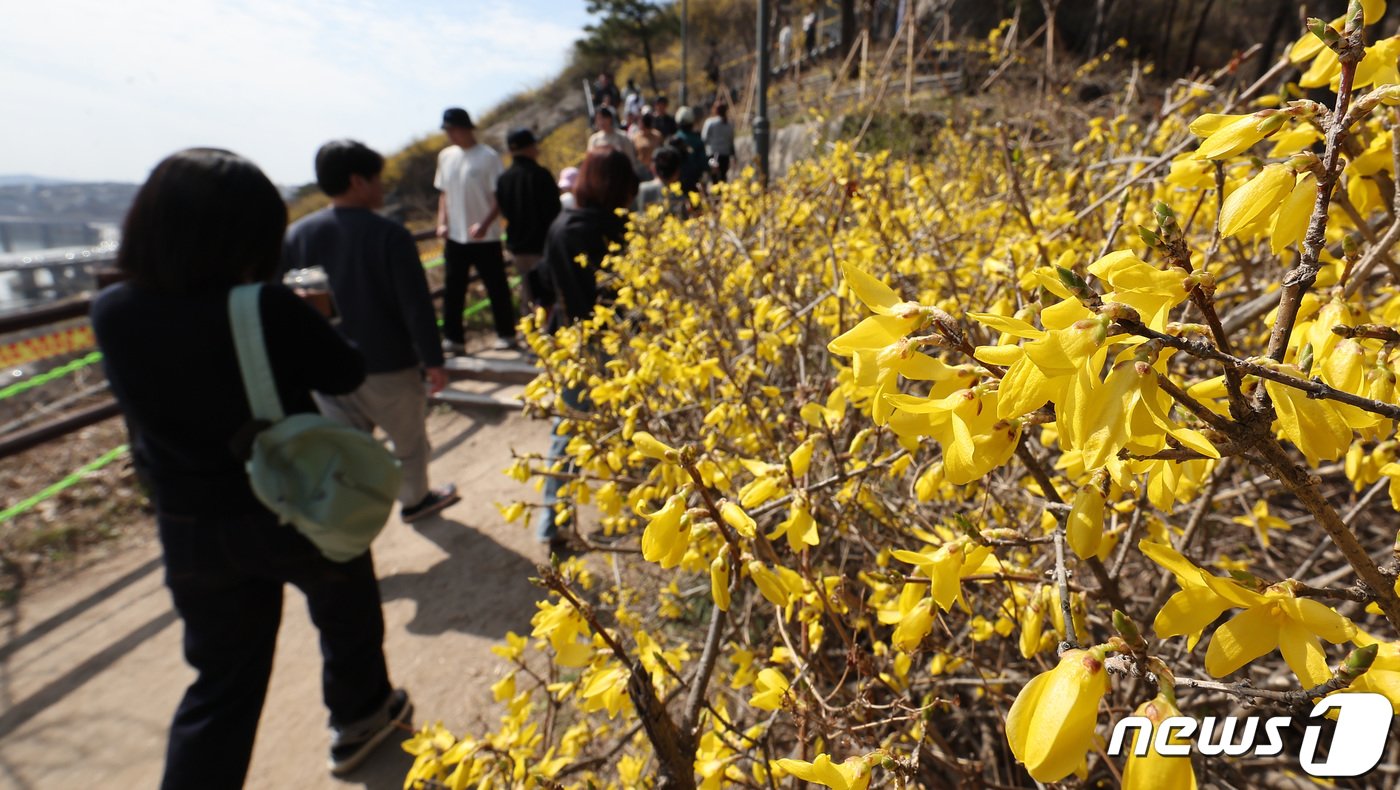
[328,688,412,776]
[441,339,466,355]
[492,336,519,351]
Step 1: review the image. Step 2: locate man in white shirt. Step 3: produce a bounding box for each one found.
[434,107,517,352]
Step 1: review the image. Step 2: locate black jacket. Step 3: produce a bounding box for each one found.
[541,206,628,333]
[495,156,562,255]
[93,282,365,516]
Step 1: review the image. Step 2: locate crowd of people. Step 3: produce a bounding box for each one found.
[90,69,735,787]
[588,72,735,192]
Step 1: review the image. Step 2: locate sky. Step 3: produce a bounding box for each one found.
[1,0,593,187]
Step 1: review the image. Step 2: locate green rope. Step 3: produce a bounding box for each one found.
[0,351,104,401]
[0,444,129,523]
[436,276,523,326]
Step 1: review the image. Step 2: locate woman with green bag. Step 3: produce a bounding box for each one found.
[92,148,410,786]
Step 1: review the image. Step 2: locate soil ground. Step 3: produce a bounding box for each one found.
[0,400,553,789]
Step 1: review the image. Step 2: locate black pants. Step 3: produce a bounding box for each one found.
[443,239,517,343]
[158,510,392,790]
[713,154,732,183]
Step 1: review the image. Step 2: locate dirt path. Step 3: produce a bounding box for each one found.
[0,406,552,790]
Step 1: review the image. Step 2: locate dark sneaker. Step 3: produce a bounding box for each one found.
[328,688,412,776]
[401,484,460,523]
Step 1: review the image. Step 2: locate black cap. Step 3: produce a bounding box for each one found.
[441,107,474,129]
[506,128,538,150]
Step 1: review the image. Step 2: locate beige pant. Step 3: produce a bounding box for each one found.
[508,252,541,304]
[315,367,431,507]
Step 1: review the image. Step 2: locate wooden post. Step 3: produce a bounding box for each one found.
[904,7,915,108]
[860,29,869,101]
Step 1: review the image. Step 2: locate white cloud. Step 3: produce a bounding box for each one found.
[0,0,588,185]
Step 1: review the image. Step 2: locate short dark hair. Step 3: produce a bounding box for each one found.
[117,148,285,295]
[596,106,616,123]
[573,146,639,211]
[652,146,682,181]
[314,139,384,196]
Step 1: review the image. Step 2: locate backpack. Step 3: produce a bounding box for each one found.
[229,283,402,562]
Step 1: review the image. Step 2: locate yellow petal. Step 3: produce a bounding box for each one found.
[1269,172,1316,255]
[828,314,915,356]
[710,554,731,611]
[1264,378,1351,465]
[1205,606,1279,677]
[1219,164,1295,237]
[1014,650,1108,782]
[1196,114,1270,160]
[1066,483,1107,559]
[1279,597,1357,644]
[1155,587,1235,651]
[840,260,904,315]
[1278,620,1333,687]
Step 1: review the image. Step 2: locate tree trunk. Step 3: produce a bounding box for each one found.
[1183,0,1219,74]
[1158,0,1180,73]
[1256,0,1294,80]
[639,25,660,97]
[1089,0,1115,53]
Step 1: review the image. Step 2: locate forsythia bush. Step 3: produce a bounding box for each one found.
[407,3,1400,787]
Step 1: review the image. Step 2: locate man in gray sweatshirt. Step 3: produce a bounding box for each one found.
[283,139,460,523]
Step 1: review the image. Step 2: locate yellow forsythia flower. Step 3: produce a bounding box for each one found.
[1121,693,1198,790]
[749,667,790,710]
[710,554,731,611]
[720,500,758,538]
[775,753,874,790]
[1231,500,1292,548]
[1263,371,1352,466]
[1219,164,1295,238]
[1066,475,1109,560]
[1191,112,1283,160]
[640,493,690,569]
[631,430,677,461]
[1005,647,1109,782]
[1270,172,1315,254]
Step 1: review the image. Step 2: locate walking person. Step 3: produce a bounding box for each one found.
[635,145,690,219]
[701,102,735,184]
[671,107,708,194]
[92,148,410,788]
[649,95,678,138]
[535,147,639,548]
[283,139,460,524]
[587,106,637,168]
[494,128,562,309]
[435,107,518,353]
[591,72,622,116]
[629,112,664,181]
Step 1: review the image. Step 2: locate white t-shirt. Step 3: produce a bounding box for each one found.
[434,143,505,244]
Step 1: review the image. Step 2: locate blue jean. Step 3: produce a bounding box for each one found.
[157,509,392,789]
[536,385,588,541]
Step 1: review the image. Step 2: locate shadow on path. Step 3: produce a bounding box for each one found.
[377,517,538,640]
[0,607,179,739]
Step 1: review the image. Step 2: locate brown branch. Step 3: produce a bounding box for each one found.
[539,567,697,789]
[1119,320,1400,422]
[1259,26,1364,368]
